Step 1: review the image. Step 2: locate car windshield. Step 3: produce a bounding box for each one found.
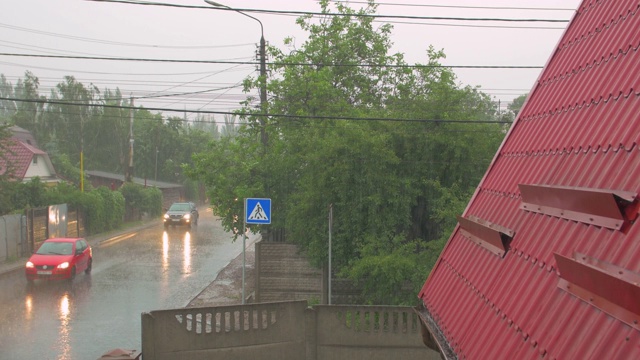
[36,241,73,255]
[169,204,190,211]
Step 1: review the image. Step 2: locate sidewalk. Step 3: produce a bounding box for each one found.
[188,233,257,307]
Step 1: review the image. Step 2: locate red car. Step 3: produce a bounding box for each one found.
[25,238,92,282]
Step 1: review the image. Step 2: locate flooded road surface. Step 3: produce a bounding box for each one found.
[0,208,244,359]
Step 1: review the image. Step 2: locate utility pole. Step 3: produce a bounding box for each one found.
[258,34,267,152]
[80,114,84,192]
[328,203,333,305]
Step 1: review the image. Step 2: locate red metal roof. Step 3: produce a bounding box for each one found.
[419,1,640,359]
[0,138,47,180]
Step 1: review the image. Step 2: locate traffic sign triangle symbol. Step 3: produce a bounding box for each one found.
[248,202,269,221]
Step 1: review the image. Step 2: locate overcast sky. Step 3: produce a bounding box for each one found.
[1,0,581,119]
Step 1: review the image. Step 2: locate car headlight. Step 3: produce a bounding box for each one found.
[164,214,170,219]
[183,214,191,220]
[26,261,34,268]
[57,262,70,269]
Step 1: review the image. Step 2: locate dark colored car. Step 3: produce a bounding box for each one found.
[25,238,92,282]
[163,202,199,228]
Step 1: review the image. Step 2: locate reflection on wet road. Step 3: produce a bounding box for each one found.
[0,210,243,359]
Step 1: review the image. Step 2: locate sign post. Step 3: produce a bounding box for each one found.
[243,198,271,304]
[328,203,333,305]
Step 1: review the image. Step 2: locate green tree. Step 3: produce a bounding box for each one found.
[0,123,16,214]
[508,93,528,118]
[0,74,16,122]
[84,88,131,173]
[12,71,45,134]
[188,0,505,305]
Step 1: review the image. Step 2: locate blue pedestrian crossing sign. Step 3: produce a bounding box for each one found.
[245,198,271,224]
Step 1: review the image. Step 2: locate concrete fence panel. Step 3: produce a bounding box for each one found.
[142,300,308,360]
[141,301,441,360]
[0,214,27,262]
[314,305,441,360]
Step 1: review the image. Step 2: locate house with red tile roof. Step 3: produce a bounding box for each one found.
[0,126,59,184]
[417,1,640,359]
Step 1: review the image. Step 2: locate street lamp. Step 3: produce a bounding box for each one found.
[203,0,267,150]
[204,1,269,304]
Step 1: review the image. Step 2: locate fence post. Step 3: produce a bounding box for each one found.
[305,307,317,360]
[21,214,27,257]
[26,209,33,254]
[255,241,261,302]
[141,312,155,360]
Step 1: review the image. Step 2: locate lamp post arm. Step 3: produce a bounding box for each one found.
[204,0,267,150]
[203,0,263,38]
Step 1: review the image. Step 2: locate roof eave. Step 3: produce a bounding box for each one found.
[414,304,458,360]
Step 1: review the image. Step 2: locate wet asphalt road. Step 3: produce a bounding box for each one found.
[0,208,243,360]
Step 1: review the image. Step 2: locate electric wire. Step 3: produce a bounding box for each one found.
[0,96,512,124]
[332,1,576,12]
[0,53,544,69]
[0,22,255,49]
[84,0,571,23]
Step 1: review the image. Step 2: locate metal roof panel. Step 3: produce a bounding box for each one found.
[420,1,640,358]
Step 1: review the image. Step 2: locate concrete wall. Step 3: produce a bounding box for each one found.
[141,301,441,360]
[0,214,27,262]
[142,301,308,360]
[313,305,438,360]
[255,242,323,303]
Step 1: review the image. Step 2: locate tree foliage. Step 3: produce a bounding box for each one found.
[0,71,215,202]
[188,0,508,305]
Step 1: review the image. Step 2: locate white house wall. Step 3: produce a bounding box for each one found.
[24,155,54,179]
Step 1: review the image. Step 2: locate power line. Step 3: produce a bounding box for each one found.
[0,52,544,69]
[7,107,509,135]
[0,22,255,50]
[0,60,255,77]
[2,106,510,139]
[371,19,565,30]
[1,96,511,124]
[84,0,570,23]
[333,1,576,12]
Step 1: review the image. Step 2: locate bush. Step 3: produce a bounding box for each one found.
[141,186,163,217]
[1,176,160,233]
[95,186,125,230]
[119,182,163,220]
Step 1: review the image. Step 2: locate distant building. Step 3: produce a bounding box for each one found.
[0,126,59,184]
[418,1,640,359]
[85,170,184,209]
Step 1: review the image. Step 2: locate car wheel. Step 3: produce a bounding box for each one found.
[85,259,92,274]
[69,266,76,281]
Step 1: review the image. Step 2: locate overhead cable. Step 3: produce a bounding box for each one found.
[0,96,512,124]
[84,0,570,23]
[0,52,544,69]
